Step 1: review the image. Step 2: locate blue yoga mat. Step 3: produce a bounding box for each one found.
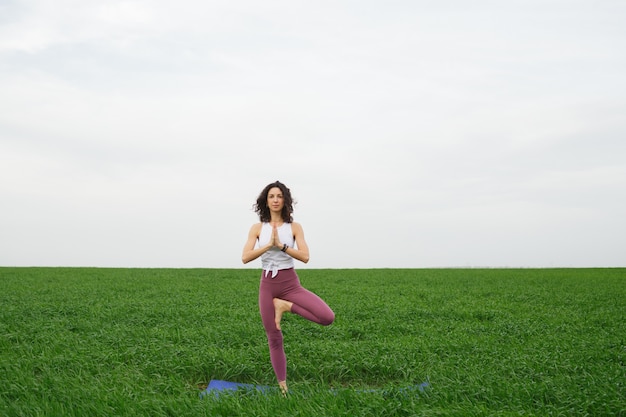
[201,379,429,398]
[201,380,273,398]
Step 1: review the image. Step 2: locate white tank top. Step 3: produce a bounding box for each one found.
[258,222,295,278]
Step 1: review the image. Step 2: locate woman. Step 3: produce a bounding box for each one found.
[242,181,335,394]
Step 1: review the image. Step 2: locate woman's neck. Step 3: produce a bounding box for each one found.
[269,215,284,225]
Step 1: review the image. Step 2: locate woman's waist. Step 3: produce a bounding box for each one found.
[261,267,297,281]
[261,253,293,268]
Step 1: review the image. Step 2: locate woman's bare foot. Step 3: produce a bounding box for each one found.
[278,380,288,396]
[273,298,293,331]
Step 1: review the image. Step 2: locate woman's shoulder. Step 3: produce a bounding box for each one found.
[290,222,304,232]
[249,222,264,233]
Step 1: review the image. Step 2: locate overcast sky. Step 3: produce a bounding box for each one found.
[1,0,625,269]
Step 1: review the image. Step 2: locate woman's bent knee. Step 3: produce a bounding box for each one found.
[320,311,335,326]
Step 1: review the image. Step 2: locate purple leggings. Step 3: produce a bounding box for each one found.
[259,268,334,382]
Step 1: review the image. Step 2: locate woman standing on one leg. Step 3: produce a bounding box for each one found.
[242,181,335,394]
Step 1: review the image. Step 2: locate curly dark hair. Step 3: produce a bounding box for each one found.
[254,181,294,223]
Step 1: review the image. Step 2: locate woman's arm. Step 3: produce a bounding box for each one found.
[286,222,310,264]
[241,223,272,264]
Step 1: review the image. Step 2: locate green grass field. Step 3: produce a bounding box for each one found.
[0,267,624,416]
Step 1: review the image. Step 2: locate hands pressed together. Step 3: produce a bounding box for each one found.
[269,223,283,250]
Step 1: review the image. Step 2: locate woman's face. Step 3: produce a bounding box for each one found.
[267,187,284,213]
